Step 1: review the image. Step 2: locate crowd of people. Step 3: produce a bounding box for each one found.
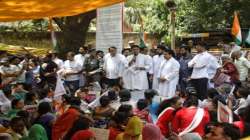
[0,40,250,140]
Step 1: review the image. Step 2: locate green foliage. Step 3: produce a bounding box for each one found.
[126,0,250,38]
[0,20,49,32]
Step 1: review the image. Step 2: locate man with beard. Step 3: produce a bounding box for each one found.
[149,44,165,90]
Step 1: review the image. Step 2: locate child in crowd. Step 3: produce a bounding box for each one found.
[108,111,128,140]
[108,90,120,110]
[233,87,249,115]
[133,99,152,123]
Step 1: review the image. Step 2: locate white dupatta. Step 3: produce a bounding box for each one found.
[178,108,204,136]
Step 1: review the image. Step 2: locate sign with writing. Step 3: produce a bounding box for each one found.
[96,3,123,53]
[217,101,233,123]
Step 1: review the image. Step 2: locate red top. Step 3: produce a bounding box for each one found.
[52,107,80,140]
[109,127,123,140]
[133,108,153,123]
[156,108,175,137]
[234,120,244,136]
[172,107,210,136]
[223,62,239,82]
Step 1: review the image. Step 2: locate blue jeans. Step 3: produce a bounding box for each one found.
[64,80,79,94]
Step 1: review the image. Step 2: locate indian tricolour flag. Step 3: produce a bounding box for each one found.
[245,29,250,45]
[231,12,242,45]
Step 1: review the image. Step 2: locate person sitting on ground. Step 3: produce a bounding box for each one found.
[156,96,182,138]
[233,105,250,138]
[71,129,96,140]
[11,83,28,100]
[144,89,159,122]
[93,95,115,128]
[233,87,249,115]
[108,90,120,110]
[6,116,28,140]
[7,98,24,118]
[52,96,82,140]
[204,122,240,140]
[119,89,136,109]
[34,102,55,140]
[21,124,48,140]
[172,95,210,137]
[116,116,143,140]
[24,92,37,105]
[63,116,92,140]
[118,104,134,118]
[133,99,152,123]
[142,123,164,140]
[108,111,128,140]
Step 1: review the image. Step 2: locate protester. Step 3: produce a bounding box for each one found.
[6,116,28,140]
[133,99,152,123]
[63,116,92,140]
[116,116,143,140]
[142,123,163,140]
[0,40,248,140]
[204,123,240,140]
[34,102,55,140]
[172,95,210,136]
[71,129,95,140]
[156,97,182,137]
[144,89,159,122]
[108,111,128,140]
[21,124,48,140]
[216,54,239,84]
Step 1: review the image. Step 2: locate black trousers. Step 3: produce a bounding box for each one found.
[191,78,208,100]
[104,78,120,88]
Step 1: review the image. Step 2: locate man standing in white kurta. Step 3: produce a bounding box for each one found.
[124,45,149,90]
[150,45,165,90]
[74,47,87,87]
[157,49,180,97]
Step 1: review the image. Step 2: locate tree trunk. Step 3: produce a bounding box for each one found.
[53,10,96,57]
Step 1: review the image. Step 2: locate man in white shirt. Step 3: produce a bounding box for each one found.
[74,47,87,87]
[63,52,82,94]
[74,47,87,67]
[188,41,210,100]
[0,58,16,84]
[50,50,64,70]
[233,50,250,82]
[124,45,150,90]
[150,45,165,90]
[158,49,180,97]
[103,46,126,88]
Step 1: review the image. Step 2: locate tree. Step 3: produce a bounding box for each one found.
[125,0,250,39]
[53,10,96,55]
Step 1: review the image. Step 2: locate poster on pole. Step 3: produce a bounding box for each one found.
[96,3,123,53]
